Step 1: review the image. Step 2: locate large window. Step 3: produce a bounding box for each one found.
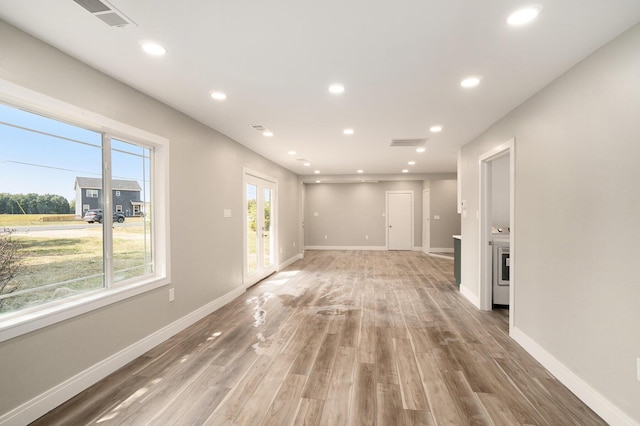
[0,90,169,341]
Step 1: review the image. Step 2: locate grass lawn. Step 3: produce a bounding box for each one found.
[0,218,151,314]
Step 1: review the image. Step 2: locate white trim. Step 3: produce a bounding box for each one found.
[0,286,245,426]
[511,327,636,426]
[459,284,481,308]
[0,79,171,343]
[304,245,387,251]
[478,138,515,334]
[429,247,454,253]
[243,168,278,288]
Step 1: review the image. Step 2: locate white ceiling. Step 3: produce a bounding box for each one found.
[1,1,640,179]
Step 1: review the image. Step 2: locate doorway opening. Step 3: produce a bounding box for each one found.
[244,169,277,288]
[479,138,515,332]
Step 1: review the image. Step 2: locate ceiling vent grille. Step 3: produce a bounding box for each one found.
[390,138,427,147]
[250,124,268,132]
[73,0,136,27]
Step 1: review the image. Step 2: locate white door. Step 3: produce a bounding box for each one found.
[387,191,413,250]
[244,173,277,287]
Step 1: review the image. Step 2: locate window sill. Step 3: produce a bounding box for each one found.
[0,276,170,343]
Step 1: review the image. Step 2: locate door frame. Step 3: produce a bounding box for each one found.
[422,189,430,254]
[385,190,414,250]
[478,138,515,331]
[243,167,278,288]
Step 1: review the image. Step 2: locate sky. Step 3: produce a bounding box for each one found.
[0,103,148,202]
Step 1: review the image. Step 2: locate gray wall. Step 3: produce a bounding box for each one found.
[0,21,301,416]
[459,22,640,423]
[428,179,461,249]
[304,181,423,248]
[491,155,510,227]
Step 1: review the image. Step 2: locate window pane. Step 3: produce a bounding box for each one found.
[111,139,153,283]
[0,103,104,314]
[247,184,258,276]
[263,188,272,268]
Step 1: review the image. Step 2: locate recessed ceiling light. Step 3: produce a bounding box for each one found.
[408,161,415,165]
[357,169,364,174]
[210,91,227,101]
[460,77,481,88]
[288,150,296,155]
[402,169,409,173]
[416,147,426,153]
[263,131,274,137]
[430,125,443,133]
[507,6,542,26]
[329,84,345,94]
[314,170,320,174]
[303,162,311,167]
[141,42,166,56]
[315,180,321,183]
[343,128,354,135]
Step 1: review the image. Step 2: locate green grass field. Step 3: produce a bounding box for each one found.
[0,216,151,314]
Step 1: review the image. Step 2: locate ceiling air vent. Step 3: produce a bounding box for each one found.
[250,124,267,132]
[73,0,136,27]
[390,138,427,147]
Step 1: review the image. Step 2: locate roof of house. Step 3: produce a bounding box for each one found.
[74,177,142,191]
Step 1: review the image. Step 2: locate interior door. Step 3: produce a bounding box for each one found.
[387,191,413,250]
[245,173,276,287]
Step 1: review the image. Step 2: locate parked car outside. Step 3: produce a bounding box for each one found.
[83,209,125,224]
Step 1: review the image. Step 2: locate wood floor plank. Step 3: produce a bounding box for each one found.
[32,250,606,426]
[351,362,376,425]
[394,337,429,411]
[318,346,356,425]
[292,398,324,426]
[376,382,404,426]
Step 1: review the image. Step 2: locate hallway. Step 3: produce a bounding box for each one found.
[33,250,604,425]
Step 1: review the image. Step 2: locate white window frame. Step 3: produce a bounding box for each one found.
[115,204,123,213]
[0,79,171,343]
[115,190,121,197]
[86,189,98,198]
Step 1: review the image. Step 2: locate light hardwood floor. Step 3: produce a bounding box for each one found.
[32,250,605,425]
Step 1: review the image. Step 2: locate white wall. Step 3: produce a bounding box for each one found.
[304,181,423,248]
[428,179,461,250]
[490,155,510,227]
[459,22,640,424]
[0,20,301,419]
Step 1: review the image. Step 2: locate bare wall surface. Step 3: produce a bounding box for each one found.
[0,20,301,416]
[459,22,640,423]
[429,179,461,249]
[304,181,423,248]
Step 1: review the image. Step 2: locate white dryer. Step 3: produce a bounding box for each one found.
[491,227,510,306]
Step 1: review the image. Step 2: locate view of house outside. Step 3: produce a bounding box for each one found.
[0,102,152,314]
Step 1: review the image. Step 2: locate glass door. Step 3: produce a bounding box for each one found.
[244,173,276,287]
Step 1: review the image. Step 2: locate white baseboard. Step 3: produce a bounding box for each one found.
[459,283,481,309]
[429,247,454,253]
[511,326,636,426]
[279,253,303,270]
[0,286,246,426]
[304,245,386,251]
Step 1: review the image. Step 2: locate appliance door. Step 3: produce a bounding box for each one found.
[497,246,510,286]
[492,244,510,305]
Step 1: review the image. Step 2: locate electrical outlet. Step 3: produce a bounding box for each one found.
[324,235,328,239]
[365,235,369,240]
[169,288,175,302]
